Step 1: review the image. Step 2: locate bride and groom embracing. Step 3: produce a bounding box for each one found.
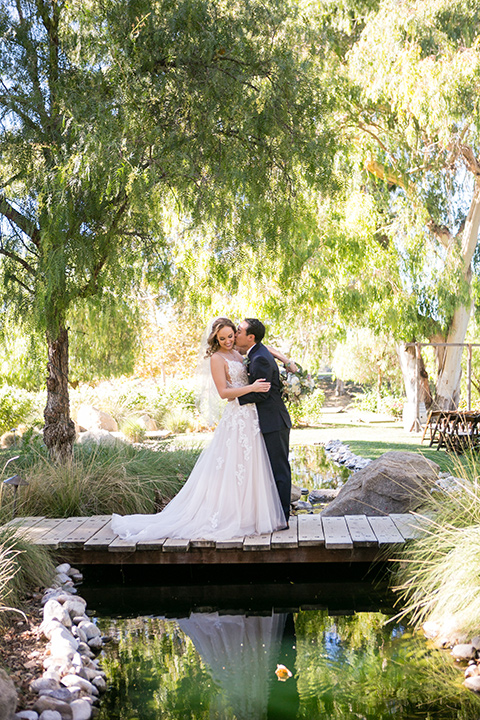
[112,317,295,542]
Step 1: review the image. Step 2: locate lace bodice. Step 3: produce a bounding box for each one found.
[225,358,249,388]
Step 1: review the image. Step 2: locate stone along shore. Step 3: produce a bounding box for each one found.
[1,562,109,720]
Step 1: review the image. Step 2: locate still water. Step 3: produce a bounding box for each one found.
[81,569,480,720]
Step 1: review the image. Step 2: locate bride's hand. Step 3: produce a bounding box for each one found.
[251,378,271,393]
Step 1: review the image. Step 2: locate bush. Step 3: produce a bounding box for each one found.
[0,386,43,435]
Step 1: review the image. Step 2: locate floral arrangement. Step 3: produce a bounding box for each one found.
[279,364,315,404]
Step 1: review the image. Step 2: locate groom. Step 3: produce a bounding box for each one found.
[235,318,292,526]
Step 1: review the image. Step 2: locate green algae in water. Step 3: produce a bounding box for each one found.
[96,610,480,720]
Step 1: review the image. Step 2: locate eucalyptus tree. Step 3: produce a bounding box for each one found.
[0,0,334,460]
[339,0,480,409]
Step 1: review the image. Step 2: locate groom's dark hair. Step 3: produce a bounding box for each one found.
[244,318,265,343]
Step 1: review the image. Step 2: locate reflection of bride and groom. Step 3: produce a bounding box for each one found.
[177,610,298,720]
[112,317,296,541]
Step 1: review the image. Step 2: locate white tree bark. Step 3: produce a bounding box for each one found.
[433,181,480,409]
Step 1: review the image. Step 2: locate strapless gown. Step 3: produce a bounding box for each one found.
[111,359,286,541]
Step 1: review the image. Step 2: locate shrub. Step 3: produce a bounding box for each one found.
[0,386,43,435]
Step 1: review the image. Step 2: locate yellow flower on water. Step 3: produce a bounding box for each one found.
[275,664,293,682]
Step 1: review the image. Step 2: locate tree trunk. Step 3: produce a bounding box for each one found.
[397,344,431,406]
[432,305,472,410]
[43,325,76,463]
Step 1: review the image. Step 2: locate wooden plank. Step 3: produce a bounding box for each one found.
[84,519,117,550]
[322,517,353,550]
[190,539,216,548]
[271,516,298,549]
[108,535,137,553]
[3,516,45,528]
[298,514,324,546]
[367,516,404,546]
[243,533,271,551]
[136,538,167,551]
[58,516,111,548]
[16,517,66,544]
[215,537,244,550]
[162,538,190,552]
[390,513,427,540]
[345,515,378,547]
[39,517,91,549]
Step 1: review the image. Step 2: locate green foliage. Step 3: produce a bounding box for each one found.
[392,454,480,638]
[4,443,201,518]
[0,386,43,435]
[0,526,55,624]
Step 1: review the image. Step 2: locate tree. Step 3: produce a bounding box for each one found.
[0,0,335,459]
[331,0,480,409]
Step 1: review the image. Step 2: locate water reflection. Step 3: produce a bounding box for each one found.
[178,612,287,720]
[97,606,480,720]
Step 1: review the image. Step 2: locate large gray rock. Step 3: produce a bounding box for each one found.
[0,668,17,720]
[321,451,439,517]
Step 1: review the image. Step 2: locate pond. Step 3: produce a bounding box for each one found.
[80,567,480,720]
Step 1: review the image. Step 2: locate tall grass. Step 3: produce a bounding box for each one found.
[392,451,480,639]
[0,525,55,625]
[0,442,201,520]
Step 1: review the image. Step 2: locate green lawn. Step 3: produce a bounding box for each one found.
[289,415,468,474]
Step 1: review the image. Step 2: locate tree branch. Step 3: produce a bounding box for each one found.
[0,246,37,276]
[0,194,41,247]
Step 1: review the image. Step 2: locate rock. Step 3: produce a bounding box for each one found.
[0,668,17,720]
[38,712,62,720]
[309,489,340,504]
[86,637,103,652]
[471,636,480,651]
[452,644,477,662]
[30,678,60,694]
[76,429,118,447]
[137,414,157,431]
[43,600,72,628]
[63,599,87,620]
[69,701,92,720]
[55,564,71,575]
[75,406,118,433]
[33,698,72,720]
[465,675,480,693]
[77,622,101,640]
[37,689,74,703]
[321,451,439,517]
[55,573,73,586]
[91,677,106,693]
[14,712,38,720]
[60,676,97,695]
[290,485,301,502]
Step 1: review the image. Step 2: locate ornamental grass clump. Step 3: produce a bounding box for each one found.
[0,525,55,625]
[7,443,200,518]
[392,453,480,639]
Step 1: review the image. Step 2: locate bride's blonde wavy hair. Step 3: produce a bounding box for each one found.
[205,318,236,357]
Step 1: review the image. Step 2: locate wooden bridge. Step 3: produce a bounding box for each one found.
[3,512,424,566]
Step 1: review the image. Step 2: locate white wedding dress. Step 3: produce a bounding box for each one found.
[111,359,286,541]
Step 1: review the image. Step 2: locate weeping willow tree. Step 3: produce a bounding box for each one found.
[0,0,334,461]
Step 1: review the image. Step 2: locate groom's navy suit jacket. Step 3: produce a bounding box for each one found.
[238,342,291,432]
[238,342,291,520]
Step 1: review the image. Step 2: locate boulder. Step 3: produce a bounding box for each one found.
[75,406,118,433]
[137,414,157,431]
[321,451,439,517]
[76,430,117,447]
[0,668,17,720]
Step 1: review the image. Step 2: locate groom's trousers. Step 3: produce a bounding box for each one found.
[262,426,291,523]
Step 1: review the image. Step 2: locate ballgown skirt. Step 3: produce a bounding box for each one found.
[112,395,286,541]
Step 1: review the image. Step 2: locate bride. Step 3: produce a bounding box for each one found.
[111,317,288,542]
